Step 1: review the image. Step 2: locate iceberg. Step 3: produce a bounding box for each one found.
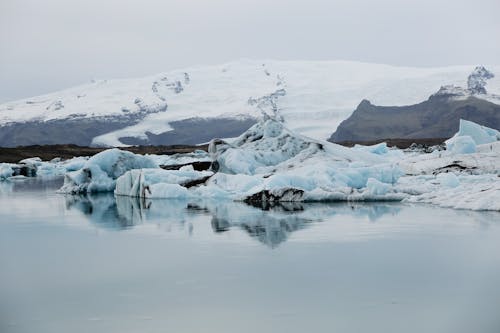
[446,135,477,154]
[0,163,15,180]
[115,168,213,198]
[115,118,404,202]
[0,156,91,182]
[445,119,500,154]
[58,149,157,193]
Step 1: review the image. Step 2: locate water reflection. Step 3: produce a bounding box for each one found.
[0,176,63,193]
[63,193,406,247]
[65,194,136,230]
[3,182,500,333]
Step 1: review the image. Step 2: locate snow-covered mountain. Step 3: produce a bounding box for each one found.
[1,60,499,147]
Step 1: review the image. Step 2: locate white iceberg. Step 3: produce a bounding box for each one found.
[115,118,403,202]
[115,168,213,198]
[445,119,500,154]
[58,149,157,193]
[0,163,15,180]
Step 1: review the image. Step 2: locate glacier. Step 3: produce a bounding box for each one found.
[2,60,500,147]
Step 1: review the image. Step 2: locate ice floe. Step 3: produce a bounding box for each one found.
[445,119,500,154]
[58,149,157,194]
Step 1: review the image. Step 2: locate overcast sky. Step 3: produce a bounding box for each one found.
[1,0,499,102]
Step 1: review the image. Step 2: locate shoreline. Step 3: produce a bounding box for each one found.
[0,144,208,163]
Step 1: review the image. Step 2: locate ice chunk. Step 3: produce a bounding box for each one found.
[19,157,42,165]
[62,157,88,172]
[209,119,386,175]
[404,174,500,211]
[115,168,213,198]
[445,135,476,154]
[445,119,500,154]
[59,149,157,193]
[436,173,460,188]
[0,163,14,180]
[353,142,389,155]
[447,119,500,147]
[365,178,392,195]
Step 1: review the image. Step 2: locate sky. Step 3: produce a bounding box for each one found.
[1,0,499,103]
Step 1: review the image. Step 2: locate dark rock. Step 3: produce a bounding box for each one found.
[160,161,212,171]
[244,188,305,205]
[180,175,213,188]
[330,68,499,144]
[330,95,500,143]
[11,164,37,177]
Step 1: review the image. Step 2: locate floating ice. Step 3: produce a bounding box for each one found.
[446,119,500,154]
[353,142,389,155]
[403,174,500,211]
[114,119,403,202]
[0,163,14,180]
[58,149,157,193]
[446,135,477,154]
[436,172,460,188]
[115,168,213,198]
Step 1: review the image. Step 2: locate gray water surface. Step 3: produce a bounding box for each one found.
[1,178,500,333]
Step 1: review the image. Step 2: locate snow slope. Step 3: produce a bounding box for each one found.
[1,60,500,146]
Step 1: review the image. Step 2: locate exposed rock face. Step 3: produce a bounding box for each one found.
[467,66,495,95]
[330,95,500,143]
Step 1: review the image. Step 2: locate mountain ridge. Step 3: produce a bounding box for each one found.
[1,60,499,147]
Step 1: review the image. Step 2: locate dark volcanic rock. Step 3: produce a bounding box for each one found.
[119,117,257,146]
[0,102,169,147]
[329,95,500,143]
[0,115,145,148]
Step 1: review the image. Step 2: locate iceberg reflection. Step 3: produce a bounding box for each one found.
[64,194,406,247]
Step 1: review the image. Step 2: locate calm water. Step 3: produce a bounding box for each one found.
[1,177,500,333]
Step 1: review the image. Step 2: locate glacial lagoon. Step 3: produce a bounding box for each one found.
[1,177,500,333]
